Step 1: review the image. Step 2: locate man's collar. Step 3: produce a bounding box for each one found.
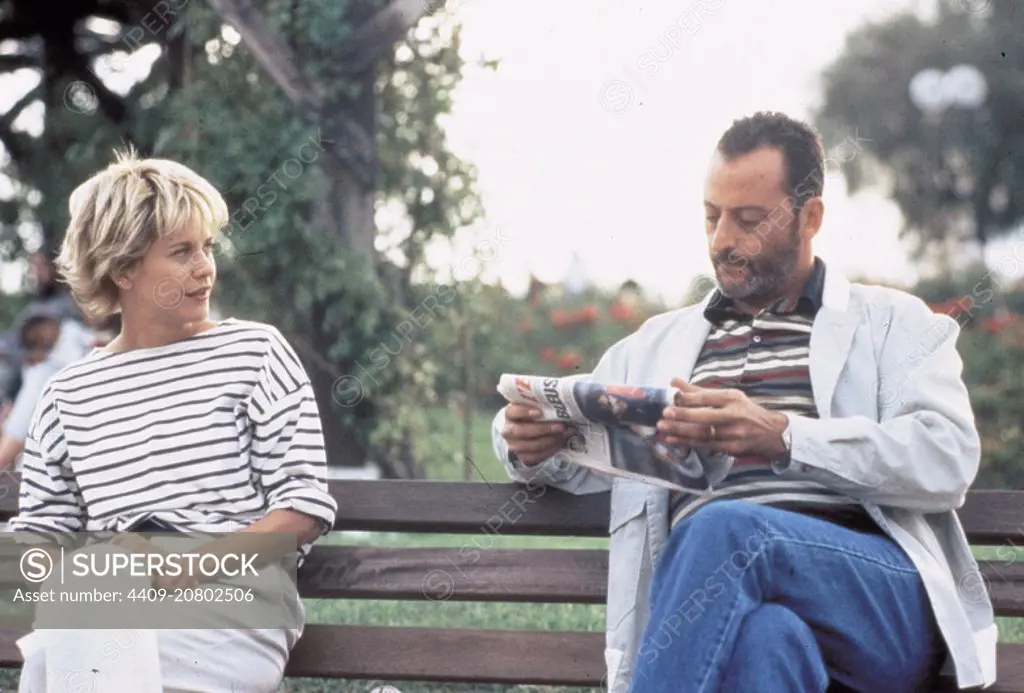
[703,256,826,323]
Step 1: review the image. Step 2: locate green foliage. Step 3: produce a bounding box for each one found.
[1,0,487,476]
[956,313,1024,488]
[814,0,1024,256]
[911,264,1024,488]
[426,282,670,415]
[156,2,485,476]
[0,290,30,329]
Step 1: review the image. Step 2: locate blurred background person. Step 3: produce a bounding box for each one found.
[0,305,99,470]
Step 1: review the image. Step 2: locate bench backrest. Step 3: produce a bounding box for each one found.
[0,477,1021,686]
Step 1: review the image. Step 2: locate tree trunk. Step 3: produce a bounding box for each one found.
[204,0,436,475]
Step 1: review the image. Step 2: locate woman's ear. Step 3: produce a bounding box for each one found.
[112,260,139,290]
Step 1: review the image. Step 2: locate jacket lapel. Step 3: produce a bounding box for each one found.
[809,269,858,417]
[675,315,713,383]
[653,299,714,387]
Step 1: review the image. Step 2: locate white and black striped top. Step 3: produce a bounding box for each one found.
[7,318,338,565]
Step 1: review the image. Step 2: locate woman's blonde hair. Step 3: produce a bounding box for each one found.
[56,147,229,319]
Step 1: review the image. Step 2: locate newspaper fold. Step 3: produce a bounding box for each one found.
[497,374,732,493]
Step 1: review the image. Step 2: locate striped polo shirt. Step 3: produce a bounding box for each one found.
[669,258,879,533]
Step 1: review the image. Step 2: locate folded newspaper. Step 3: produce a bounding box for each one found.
[497,374,732,493]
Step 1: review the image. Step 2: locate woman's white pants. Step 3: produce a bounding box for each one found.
[16,628,291,693]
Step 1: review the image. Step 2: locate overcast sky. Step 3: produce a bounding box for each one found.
[425,0,995,304]
[4,0,1011,304]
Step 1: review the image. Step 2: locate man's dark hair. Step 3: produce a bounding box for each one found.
[716,111,825,211]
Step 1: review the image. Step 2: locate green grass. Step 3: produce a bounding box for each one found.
[974,545,1024,644]
[412,403,511,483]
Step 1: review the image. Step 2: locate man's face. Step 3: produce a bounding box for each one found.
[703,146,804,304]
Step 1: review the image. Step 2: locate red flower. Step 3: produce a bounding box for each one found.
[985,312,1024,336]
[539,346,557,363]
[928,296,974,322]
[556,351,582,370]
[983,317,1004,334]
[609,300,634,322]
[575,305,599,324]
[551,309,570,328]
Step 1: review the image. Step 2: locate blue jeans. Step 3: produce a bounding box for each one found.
[629,501,945,693]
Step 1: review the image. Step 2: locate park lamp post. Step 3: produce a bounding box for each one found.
[909,64,988,117]
[908,64,989,272]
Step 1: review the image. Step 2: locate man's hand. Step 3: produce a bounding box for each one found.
[656,378,789,459]
[501,403,574,466]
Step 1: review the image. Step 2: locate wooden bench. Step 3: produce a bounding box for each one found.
[0,477,1022,691]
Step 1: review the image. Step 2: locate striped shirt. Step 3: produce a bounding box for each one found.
[670,259,878,532]
[7,318,338,566]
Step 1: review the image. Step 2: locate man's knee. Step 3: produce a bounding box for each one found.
[728,604,828,687]
[738,603,812,647]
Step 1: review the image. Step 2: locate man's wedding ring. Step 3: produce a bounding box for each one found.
[709,424,717,440]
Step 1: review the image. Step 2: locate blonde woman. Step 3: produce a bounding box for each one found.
[9,149,338,693]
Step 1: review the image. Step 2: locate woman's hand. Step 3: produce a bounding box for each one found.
[110,532,199,590]
[110,531,160,555]
[152,571,199,591]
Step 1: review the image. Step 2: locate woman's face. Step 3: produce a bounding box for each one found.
[123,222,217,325]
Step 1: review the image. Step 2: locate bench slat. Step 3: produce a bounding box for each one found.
[301,547,1024,617]
[331,480,609,536]
[958,490,1024,545]
[0,478,610,536]
[287,625,605,684]
[0,544,1021,615]
[0,626,606,686]
[1,478,1023,544]
[0,626,1021,690]
[324,485,1024,543]
[298,546,607,602]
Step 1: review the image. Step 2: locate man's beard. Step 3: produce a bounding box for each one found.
[713,227,800,303]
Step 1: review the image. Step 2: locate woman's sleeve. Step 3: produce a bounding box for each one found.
[247,328,338,544]
[7,384,85,546]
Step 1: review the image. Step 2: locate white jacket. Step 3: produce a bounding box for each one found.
[493,268,997,691]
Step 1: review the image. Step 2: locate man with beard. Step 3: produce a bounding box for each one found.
[492,112,995,692]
